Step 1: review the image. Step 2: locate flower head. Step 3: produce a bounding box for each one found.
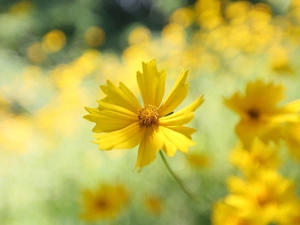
[224,79,299,148]
[144,195,164,215]
[213,171,299,225]
[84,59,204,170]
[80,184,129,221]
[230,138,281,177]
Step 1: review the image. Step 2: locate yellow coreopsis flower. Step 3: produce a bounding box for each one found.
[213,171,299,225]
[224,79,299,148]
[144,195,164,215]
[84,59,204,170]
[80,184,129,221]
[230,138,281,177]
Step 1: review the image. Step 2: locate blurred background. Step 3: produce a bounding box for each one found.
[1,0,300,224]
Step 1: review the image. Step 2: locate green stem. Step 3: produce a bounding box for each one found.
[159,151,199,202]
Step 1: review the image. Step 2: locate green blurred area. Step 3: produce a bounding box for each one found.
[1,0,300,224]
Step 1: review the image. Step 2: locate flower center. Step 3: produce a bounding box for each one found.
[95,198,110,209]
[138,104,159,126]
[256,191,271,207]
[247,108,260,120]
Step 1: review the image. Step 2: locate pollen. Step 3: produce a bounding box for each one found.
[138,104,159,126]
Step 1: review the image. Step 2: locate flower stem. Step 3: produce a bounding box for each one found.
[159,151,199,202]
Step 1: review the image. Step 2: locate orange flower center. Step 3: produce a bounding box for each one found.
[138,104,159,126]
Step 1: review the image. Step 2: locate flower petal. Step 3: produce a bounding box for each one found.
[161,126,196,156]
[245,80,284,108]
[94,122,143,150]
[168,126,197,139]
[160,126,195,154]
[97,101,137,118]
[160,95,204,126]
[119,82,142,110]
[105,80,141,113]
[282,99,300,113]
[134,126,164,170]
[158,69,189,116]
[84,107,100,118]
[235,120,283,148]
[224,93,249,119]
[159,112,194,126]
[137,59,166,107]
[86,110,138,132]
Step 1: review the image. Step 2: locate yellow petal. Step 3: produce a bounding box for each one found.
[97,101,137,118]
[94,122,143,150]
[162,138,177,157]
[224,93,248,119]
[246,80,284,108]
[134,126,164,170]
[87,110,138,132]
[235,120,283,148]
[136,59,166,107]
[119,82,142,110]
[160,95,204,126]
[264,113,299,123]
[161,126,195,156]
[159,111,194,126]
[158,69,189,116]
[282,99,300,113]
[84,107,99,114]
[160,126,195,154]
[168,126,196,139]
[105,80,141,113]
[83,107,101,122]
[100,85,108,95]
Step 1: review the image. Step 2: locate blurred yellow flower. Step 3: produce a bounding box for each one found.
[26,42,47,63]
[9,0,33,15]
[84,26,106,47]
[42,30,66,53]
[269,46,294,74]
[213,171,299,225]
[84,59,204,170]
[230,138,281,177]
[213,201,252,225]
[80,184,129,221]
[169,7,194,27]
[128,26,151,46]
[224,79,300,148]
[225,1,251,25]
[195,0,223,29]
[144,196,164,215]
[186,152,211,169]
[0,115,34,154]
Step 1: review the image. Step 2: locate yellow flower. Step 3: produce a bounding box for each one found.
[80,184,129,221]
[223,171,298,225]
[230,138,281,177]
[212,201,253,225]
[144,195,164,215]
[224,79,299,148]
[42,30,66,53]
[186,152,211,169]
[213,171,299,225]
[84,59,204,170]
